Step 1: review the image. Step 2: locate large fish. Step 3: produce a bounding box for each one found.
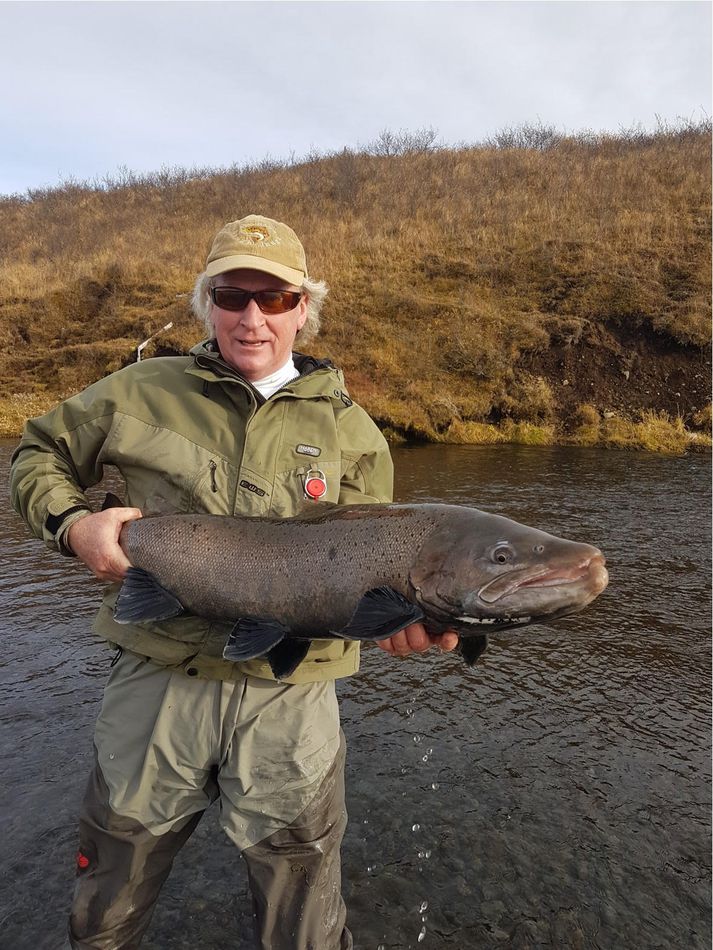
[112,502,608,678]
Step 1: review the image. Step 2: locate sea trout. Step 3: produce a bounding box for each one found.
[113,503,608,678]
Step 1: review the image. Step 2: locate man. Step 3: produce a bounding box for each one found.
[10,214,458,949]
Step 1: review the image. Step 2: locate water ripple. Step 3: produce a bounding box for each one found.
[0,440,710,949]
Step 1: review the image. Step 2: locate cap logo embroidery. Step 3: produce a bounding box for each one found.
[238,225,280,247]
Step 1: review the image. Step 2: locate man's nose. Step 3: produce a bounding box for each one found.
[237,299,265,325]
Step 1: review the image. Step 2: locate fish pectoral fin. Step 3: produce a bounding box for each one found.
[266,640,312,680]
[459,634,489,667]
[114,568,185,624]
[222,618,289,662]
[336,586,425,641]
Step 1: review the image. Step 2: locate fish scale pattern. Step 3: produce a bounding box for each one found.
[123,506,445,633]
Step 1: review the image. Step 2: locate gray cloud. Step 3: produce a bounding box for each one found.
[0,0,709,194]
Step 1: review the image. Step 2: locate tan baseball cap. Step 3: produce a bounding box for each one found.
[205,214,307,285]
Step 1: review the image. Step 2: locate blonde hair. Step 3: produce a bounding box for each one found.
[191,271,328,348]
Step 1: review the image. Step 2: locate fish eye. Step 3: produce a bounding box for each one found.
[491,545,513,564]
[533,544,545,554]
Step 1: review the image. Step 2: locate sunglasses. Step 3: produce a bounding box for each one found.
[209,286,302,315]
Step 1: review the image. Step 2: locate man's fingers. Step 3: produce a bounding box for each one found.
[439,631,460,653]
[404,624,432,653]
[375,623,460,657]
[386,629,412,656]
[111,507,143,527]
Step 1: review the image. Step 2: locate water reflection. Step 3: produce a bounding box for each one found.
[0,440,710,949]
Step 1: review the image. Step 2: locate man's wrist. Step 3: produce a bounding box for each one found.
[50,507,92,557]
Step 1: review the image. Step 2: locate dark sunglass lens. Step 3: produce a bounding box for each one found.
[257,291,298,314]
[211,288,250,311]
[211,287,301,314]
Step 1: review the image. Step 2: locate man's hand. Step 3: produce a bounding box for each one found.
[66,508,143,582]
[376,622,459,657]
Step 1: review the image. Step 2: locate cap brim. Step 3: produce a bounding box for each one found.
[205,254,305,286]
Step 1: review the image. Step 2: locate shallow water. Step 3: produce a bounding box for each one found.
[0,441,710,949]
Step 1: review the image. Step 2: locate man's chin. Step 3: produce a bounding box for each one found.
[225,347,277,379]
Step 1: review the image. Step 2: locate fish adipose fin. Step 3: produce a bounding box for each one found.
[459,634,489,667]
[222,618,289,663]
[337,586,425,641]
[114,568,185,624]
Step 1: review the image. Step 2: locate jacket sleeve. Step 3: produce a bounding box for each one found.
[9,380,117,553]
[336,403,394,505]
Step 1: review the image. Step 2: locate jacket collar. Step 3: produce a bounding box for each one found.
[186,339,346,401]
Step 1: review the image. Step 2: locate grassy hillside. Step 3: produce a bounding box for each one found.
[0,123,710,452]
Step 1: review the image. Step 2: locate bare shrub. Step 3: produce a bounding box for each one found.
[365,127,440,157]
[484,121,563,151]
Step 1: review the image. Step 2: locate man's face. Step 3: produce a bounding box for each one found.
[210,269,307,381]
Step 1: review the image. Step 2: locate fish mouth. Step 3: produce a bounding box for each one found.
[478,553,608,604]
[455,614,532,627]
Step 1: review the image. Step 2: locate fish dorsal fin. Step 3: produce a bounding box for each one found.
[222,618,289,662]
[114,568,185,624]
[291,500,342,520]
[336,586,424,641]
[101,492,126,510]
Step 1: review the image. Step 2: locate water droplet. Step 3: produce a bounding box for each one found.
[413,735,422,744]
[418,926,427,942]
[419,901,429,912]
[422,755,429,762]
[406,707,414,717]
[430,783,439,790]
[425,850,432,859]
[363,818,369,824]
[109,753,115,760]
[401,766,408,774]
[421,914,428,922]
[426,748,433,755]
[412,823,420,832]
[417,850,425,859]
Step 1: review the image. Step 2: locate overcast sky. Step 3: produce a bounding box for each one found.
[1,1,710,196]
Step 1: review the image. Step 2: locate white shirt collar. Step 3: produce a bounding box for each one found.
[251,358,300,400]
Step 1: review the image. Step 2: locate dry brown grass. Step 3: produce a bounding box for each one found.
[0,123,710,451]
[599,410,700,455]
[0,392,65,439]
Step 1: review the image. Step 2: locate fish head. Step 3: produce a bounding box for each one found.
[411,509,608,634]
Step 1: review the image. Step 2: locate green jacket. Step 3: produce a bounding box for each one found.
[10,341,394,683]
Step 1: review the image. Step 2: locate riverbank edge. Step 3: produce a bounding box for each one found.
[1,393,709,455]
[381,415,711,455]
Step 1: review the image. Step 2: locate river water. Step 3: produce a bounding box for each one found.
[0,441,710,949]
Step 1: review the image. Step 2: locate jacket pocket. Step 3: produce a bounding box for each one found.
[188,458,233,513]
